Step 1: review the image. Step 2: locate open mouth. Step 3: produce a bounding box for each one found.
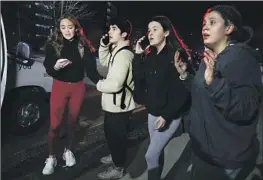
[202,33,210,39]
[149,37,154,41]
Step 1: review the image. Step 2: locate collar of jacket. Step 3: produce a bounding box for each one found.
[63,36,79,46]
[149,44,170,56]
[111,41,130,54]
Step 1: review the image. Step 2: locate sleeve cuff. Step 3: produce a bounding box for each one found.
[161,115,169,122]
[100,45,108,48]
[100,45,109,50]
[161,115,172,123]
[96,80,103,91]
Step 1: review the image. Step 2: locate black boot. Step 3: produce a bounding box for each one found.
[148,167,161,180]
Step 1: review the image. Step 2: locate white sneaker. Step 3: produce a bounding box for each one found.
[98,166,124,179]
[42,156,57,175]
[100,154,113,164]
[62,148,76,167]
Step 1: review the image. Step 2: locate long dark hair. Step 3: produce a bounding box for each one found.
[206,5,253,44]
[146,16,191,60]
[46,14,95,58]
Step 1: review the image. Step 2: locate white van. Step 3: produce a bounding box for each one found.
[2,46,53,135]
[2,43,106,135]
[1,15,106,135]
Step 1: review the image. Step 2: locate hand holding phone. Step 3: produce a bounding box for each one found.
[135,35,150,54]
[101,34,110,46]
[140,33,150,50]
[54,59,72,70]
[178,49,190,63]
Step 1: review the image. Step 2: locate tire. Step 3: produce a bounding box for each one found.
[3,90,49,135]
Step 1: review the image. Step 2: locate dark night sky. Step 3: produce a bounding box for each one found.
[1,1,262,51]
[111,1,263,47]
[113,1,263,28]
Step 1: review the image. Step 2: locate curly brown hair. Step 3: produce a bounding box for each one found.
[46,14,95,58]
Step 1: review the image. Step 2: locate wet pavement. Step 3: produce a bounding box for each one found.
[2,107,148,180]
[75,133,191,180]
[1,86,102,172]
[2,87,262,180]
[1,84,147,180]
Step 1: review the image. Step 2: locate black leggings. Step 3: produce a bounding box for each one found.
[104,111,133,168]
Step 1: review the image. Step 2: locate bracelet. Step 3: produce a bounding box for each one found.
[179,72,188,80]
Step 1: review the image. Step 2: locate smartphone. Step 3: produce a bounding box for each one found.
[140,32,150,50]
[179,48,191,63]
[102,34,110,45]
[58,59,72,65]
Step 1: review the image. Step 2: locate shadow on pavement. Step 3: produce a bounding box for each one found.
[3,110,148,180]
[125,138,149,179]
[163,140,192,180]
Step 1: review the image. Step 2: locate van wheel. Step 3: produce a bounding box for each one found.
[4,91,49,135]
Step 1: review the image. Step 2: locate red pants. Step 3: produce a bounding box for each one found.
[48,79,85,154]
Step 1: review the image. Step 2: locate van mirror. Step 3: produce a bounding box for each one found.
[16,42,30,59]
[12,42,34,66]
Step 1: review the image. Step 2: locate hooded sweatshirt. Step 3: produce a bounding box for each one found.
[188,43,262,169]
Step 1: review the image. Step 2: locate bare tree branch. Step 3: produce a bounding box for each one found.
[53,1,96,20]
